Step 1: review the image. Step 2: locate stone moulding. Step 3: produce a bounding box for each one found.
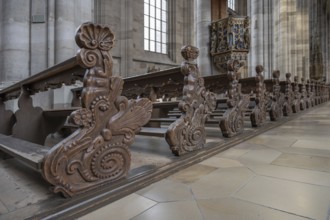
[165,45,216,156]
[283,73,293,116]
[250,65,267,127]
[42,22,152,197]
[220,60,250,137]
[269,70,284,121]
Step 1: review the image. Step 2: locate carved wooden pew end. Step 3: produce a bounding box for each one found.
[0,22,152,197]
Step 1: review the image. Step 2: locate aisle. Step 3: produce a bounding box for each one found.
[80,103,330,220]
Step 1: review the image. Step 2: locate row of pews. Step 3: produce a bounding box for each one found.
[0,22,329,197]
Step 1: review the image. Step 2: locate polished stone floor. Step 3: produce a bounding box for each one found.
[79,104,330,220]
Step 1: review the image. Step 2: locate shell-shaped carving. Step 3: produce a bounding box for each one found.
[75,22,115,51]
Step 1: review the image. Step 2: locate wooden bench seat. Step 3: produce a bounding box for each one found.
[0,134,48,171]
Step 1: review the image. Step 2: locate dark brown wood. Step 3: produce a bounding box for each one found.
[41,22,152,197]
[269,70,284,121]
[292,76,301,113]
[283,73,293,116]
[12,88,66,145]
[220,60,250,137]
[0,57,84,102]
[250,65,267,127]
[307,79,315,107]
[300,78,309,109]
[165,45,217,156]
[0,99,15,135]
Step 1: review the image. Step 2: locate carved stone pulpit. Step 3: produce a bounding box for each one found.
[210,14,250,74]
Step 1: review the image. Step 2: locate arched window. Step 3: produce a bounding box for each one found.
[144,0,167,54]
[228,0,235,11]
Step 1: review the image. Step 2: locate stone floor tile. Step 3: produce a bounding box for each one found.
[197,197,311,220]
[79,193,156,220]
[248,164,330,187]
[167,164,217,184]
[199,157,243,168]
[272,153,330,172]
[234,176,330,220]
[131,200,202,220]
[292,139,330,150]
[246,135,297,148]
[279,147,330,158]
[0,200,8,215]
[190,167,254,199]
[238,149,282,165]
[137,179,193,202]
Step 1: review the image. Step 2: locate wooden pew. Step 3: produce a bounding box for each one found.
[217,60,250,137]
[264,70,285,121]
[0,22,152,197]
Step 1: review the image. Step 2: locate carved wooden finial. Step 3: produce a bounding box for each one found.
[255,65,264,74]
[294,76,298,83]
[181,45,199,62]
[272,70,280,79]
[286,73,291,79]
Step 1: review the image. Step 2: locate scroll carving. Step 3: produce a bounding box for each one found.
[292,76,301,113]
[269,70,284,121]
[250,65,267,127]
[42,23,152,197]
[165,46,216,156]
[283,73,293,116]
[220,60,249,137]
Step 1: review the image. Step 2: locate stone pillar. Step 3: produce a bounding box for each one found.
[55,0,76,64]
[47,0,55,67]
[249,0,264,77]
[1,0,30,85]
[195,0,212,76]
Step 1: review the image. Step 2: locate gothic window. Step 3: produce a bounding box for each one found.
[228,0,235,11]
[144,0,167,54]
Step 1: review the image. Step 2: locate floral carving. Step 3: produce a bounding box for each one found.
[165,45,216,156]
[42,23,152,197]
[220,60,250,137]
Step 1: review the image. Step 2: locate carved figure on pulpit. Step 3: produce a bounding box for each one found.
[244,17,250,49]
[210,23,217,54]
[227,15,234,50]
